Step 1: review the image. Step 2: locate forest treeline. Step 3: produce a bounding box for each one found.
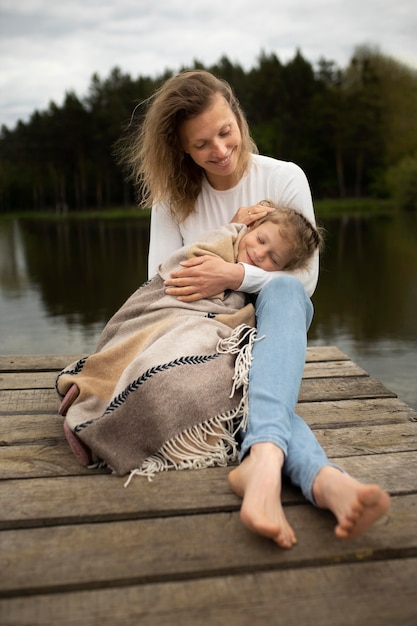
[1,45,417,213]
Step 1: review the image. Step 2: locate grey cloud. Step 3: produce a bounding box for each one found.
[1,0,416,130]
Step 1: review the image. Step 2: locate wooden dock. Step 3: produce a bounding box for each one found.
[0,347,416,626]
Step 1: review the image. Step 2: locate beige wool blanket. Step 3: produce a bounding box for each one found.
[56,224,257,479]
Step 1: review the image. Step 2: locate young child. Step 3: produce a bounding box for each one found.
[235,201,324,272]
[56,205,323,479]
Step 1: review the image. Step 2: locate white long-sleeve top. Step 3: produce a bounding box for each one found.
[148,154,319,297]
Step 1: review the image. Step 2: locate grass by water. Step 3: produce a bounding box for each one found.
[0,198,398,222]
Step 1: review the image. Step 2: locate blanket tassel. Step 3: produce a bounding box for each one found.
[124,324,260,487]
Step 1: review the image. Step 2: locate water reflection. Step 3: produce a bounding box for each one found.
[0,219,29,293]
[311,212,417,341]
[19,218,149,323]
[0,212,416,409]
[0,218,149,354]
[308,212,417,410]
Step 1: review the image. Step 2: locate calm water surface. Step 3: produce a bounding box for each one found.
[1,212,416,410]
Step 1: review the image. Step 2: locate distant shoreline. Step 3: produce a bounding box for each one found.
[0,198,398,221]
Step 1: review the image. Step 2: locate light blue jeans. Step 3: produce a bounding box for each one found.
[240,275,338,504]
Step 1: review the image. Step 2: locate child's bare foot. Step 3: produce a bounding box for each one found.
[228,442,297,549]
[313,466,391,539]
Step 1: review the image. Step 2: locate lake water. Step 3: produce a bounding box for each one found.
[1,211,416,410]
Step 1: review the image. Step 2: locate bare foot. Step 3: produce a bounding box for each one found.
[228,442,297,549]
[313,466,391,539]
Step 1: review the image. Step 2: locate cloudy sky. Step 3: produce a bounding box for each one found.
[1,0,416,130]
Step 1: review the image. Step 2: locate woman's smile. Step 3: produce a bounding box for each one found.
[210,150,234,167]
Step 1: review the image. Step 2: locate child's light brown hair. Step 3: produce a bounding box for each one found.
[251,201,325,271]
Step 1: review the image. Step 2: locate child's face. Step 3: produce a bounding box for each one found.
[237,222,293,271]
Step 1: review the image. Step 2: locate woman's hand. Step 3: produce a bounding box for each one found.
[164,255,244,302]
[231,203,275,226]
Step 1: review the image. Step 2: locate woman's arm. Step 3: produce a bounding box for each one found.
[165,255,244,301]
[148,202,184,279]
[239,251,319,298]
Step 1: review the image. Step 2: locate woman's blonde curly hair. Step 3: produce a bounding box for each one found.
[117,70,258,221]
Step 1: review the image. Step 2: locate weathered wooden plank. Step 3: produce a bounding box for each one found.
[0,346,350,373]
[0,375,396,417]
[0,493,412,596]
[1,397,415,448]
[0,469,243,529]
[0,444,107,479]
[1,558,415,626]
[340,451,417,493]
[313,420,417,457]
[305,345,349,362]
[0,358,364,391]
[302,359,367,378]
[0,372,58,391]
[298,396,417,428]
[0,415,65,445]
[299,376,396,402]
[0,451,414,530]
[0,389,57,415]
[2,417,415,481]
[0,355,87,372]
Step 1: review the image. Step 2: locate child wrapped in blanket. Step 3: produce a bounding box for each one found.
[56,203,323,480]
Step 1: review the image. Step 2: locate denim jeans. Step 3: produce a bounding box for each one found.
[239,275,337,504]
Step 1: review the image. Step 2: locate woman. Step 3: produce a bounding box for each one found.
[120,70,390,548]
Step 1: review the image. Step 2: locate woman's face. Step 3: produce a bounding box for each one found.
[237,222,294,271]
[179,93,242,190]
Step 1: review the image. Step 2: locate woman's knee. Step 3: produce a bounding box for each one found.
[259,275,306,301]
[257,276,313,326]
